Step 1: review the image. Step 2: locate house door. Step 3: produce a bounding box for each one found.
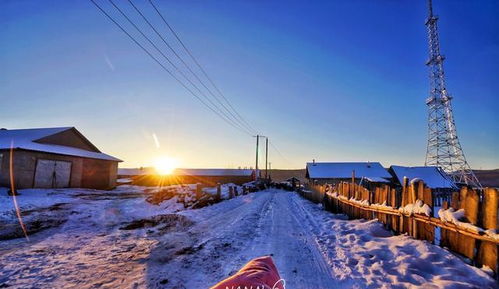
[34,159,71,188]
[54,161,71,187]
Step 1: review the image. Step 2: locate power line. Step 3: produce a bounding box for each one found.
[269,140,292,166]
[107,0,252,135]
[127,0,255,135]
[147,0,258,135]
[91,0,284,171]
[89,0,252,136]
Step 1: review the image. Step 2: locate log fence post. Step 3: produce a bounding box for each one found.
[196,183,203,200]
[229,186,234,199]
[459,188,479,259]
[216,183,222,201]
[477,188,498,273]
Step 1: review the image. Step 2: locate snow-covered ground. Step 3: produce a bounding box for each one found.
[0,188,496,288]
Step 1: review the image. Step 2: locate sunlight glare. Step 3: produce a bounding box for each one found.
[154,156,178,175]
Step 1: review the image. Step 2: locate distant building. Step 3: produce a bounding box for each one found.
[118,168,255,187]
[0,127,121,190]
[388,165,457,190]
[305,161,392,186]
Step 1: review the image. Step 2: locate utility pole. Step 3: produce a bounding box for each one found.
[254,135,267,181]
[269,162,272,181]
[265,137,269,180]
[255,135,259,181]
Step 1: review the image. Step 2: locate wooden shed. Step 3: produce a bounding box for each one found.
[0,127,122,190]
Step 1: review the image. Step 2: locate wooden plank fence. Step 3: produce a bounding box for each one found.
[309,181,499,275]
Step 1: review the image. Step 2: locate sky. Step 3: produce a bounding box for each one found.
[1,0,498,170]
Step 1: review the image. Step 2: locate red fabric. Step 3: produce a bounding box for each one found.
[210,256,284,289]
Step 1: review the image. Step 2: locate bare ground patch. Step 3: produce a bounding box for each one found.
[0,203,72,240]
[119,214,193,235]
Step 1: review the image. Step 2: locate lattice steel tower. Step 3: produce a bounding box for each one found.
[424,0,481,188]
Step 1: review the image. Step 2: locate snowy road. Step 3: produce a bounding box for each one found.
[147,188,339,288]
[0,188,496,288]
[146,190,495,288]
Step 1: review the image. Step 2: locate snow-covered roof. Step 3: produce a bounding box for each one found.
[118,167,254,177]
[390,165,457,189]
[306,162,391,179]
[363,177,391,183]
[0,127,121,162]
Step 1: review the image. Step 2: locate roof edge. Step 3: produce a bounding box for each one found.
[2,147,122,162]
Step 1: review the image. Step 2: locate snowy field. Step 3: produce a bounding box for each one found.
[0,187,496,288]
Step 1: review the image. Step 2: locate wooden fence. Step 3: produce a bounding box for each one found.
[307,180,499,275]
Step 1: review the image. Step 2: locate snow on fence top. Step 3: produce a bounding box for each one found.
[0,127,121,162]
[306,162,391,180]
[390,165,457,189]
[316,181,499,273]
[118,168,254,177]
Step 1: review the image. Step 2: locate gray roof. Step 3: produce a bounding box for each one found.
[306,162,391,179]
[390,165,457,189]
[0,127,121,162]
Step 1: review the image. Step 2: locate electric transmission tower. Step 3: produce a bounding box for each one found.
[424,0,481,188]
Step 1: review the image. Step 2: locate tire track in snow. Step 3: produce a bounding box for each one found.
[289,194,354,282]
[147,190,342,288]
[220,191,275,275]
[240,190,339,288]
[284,192,342,288]
[186,190,274,252]
[145,191,276,287]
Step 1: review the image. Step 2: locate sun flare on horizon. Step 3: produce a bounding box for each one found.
[153,156,178,175]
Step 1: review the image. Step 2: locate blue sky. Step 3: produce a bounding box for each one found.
[1,0,498,169]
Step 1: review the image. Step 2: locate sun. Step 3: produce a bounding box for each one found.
[153,156,178,175]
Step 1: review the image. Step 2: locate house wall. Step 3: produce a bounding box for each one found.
[0,149,117,190]
[0,149,83,189]
[0,152,4,184]
[109,162,118,189]
[81,158,117,190]
[308,178,358,185]
[308,178,393,192]
[34,128,98,152]
[0,151,9,186]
